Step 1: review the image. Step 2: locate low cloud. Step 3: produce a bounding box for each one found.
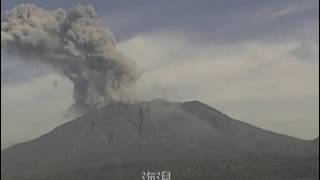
[119,31,319,140]
[2,30,318,149]
[1,73,73,148]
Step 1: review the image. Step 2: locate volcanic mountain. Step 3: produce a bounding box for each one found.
[1,100,318,180]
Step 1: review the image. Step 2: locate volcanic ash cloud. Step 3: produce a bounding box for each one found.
[1,4,140,110]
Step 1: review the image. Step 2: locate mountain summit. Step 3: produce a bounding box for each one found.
[1,100,318,180]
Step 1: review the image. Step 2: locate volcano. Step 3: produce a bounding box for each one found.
[1,100,319,180]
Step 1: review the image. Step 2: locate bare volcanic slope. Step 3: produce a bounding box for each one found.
[1,100,318,179]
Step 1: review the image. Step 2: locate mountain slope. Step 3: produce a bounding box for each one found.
[1,100,318,179]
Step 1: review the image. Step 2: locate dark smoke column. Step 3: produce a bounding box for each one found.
[1,4,139,110]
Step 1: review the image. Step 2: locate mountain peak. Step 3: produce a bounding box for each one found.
[1,100,317,179]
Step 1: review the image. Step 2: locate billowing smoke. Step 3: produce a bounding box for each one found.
[1,4,139,111]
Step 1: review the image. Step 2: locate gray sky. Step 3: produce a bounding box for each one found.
[1,0,319,148]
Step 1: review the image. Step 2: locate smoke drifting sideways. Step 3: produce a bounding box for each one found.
[1,4,140,112]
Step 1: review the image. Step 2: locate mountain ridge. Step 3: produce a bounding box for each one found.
[1,100,318,179]
[2,99,314,152]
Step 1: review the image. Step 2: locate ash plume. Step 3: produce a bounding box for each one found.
[1,4,139,110]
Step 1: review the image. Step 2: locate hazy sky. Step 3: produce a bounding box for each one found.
[1,0,319,148]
